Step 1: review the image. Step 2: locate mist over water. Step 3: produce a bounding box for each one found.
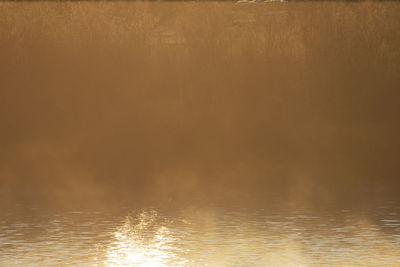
[1,1,399,208]
[0,1,400,265]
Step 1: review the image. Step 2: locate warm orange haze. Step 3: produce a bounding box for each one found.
[0,1,400,266]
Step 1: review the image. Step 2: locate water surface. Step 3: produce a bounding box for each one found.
[1,1,400,266]
[1,203,400,266]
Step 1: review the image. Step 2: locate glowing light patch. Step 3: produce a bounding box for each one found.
[104,210,187,267]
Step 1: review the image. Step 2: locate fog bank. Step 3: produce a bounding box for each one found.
[1,2,399,208]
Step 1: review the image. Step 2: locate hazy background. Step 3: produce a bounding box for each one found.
[0,1,399,210]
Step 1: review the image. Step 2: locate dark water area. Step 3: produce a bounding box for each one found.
[0,1,400,265]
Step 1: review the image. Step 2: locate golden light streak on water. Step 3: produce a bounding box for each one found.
[96,207,400,267]
[0,206,400,266]
[104,210,187,267]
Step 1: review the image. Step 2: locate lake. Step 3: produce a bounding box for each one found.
[1,201,400,266]
[1,1,400,266]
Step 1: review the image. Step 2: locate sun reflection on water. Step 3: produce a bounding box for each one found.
[104,210,187,267]
[0,207,399,266]
[101,208,400,267]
